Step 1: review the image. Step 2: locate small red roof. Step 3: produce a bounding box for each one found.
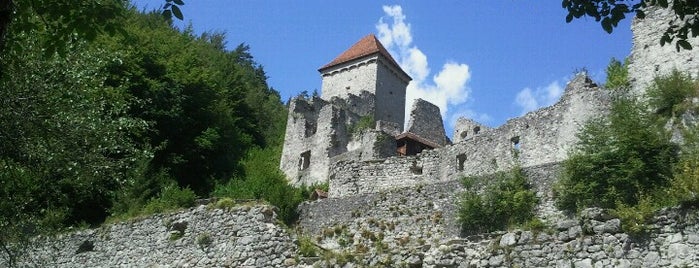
[319,34,406,76]
[395,132,442,149]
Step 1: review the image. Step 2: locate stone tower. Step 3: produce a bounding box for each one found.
[280,34,412,186]
[318,34,412,130]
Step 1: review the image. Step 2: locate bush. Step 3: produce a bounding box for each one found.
[670,126,699,204]
[212,147,308,224]
[646,69,698,118]
[555,96,678,213]
[611,195,658,236]
[605,57,630,90]
[142,183,197,214]
[458,166,538,234]
[298,236,319,257]
[348,115,375,136]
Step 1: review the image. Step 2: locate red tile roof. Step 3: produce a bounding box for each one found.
[395,132,442,149]
[318,34,405,75]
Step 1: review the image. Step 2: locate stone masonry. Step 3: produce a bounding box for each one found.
[280,34,454,187]
[2,203,298,267]
[628,4,699,96]
[6,5,699,268]
[406,99,449,146]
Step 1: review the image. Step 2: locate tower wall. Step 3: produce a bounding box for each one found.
[375,57,409,130]
[628,6,699,95]
[320,56,379,101]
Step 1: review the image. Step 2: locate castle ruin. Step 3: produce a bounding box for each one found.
[280,34,449,186]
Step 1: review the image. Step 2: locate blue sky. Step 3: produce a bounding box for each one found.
[131,1,632,136]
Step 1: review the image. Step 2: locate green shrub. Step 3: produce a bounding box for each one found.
[646,69,698,118]
[555,96,678,213]
[212,147,307,224]
[348,115,375,136]
[196,232,213,249]
[298,236,319,257]
[458,166,538,234]
[669,126,699,204]
[612,195,658,236]
[142,184,197,215]
[605,57,630,90]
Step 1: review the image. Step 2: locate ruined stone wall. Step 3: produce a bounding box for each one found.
[320,57,379,101]
[452,117,491,143]
[303,204,699,268]
[406,98,448,146]
[628,5,699,95]
[329,74,610,198]
[280,97,337,186]
[303,164,562,242]
[2,204,297,268]
[10,196,699,268]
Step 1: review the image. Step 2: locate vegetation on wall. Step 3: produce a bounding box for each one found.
[556,59,699,233]
[458,167,539,234]
[604,57,630,90]
[555,95,678,212]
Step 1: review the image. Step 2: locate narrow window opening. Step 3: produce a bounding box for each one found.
[304,121,317,137]
[473,126,481,135]
[299,151,311,170]
[456,154,467,171]
[460,131,468,139]
[511,136,520,151]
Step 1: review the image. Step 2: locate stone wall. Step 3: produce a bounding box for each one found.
[406,98,448,146]
[302,164,562,242]
[305,206,699,268]
[374,58,410,130]
[328,74,610,198]
[320,57,379,101]
[452,117,491,143]
[280,92,379,186]
[10,196,699,267]
[2,204,297,267]
[628,5,699,96]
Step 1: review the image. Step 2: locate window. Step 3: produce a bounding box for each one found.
[511,136,520,151]
[460,131,468,139]
[304,121,317,137]
[299,151,311,170]
[473,126,481,135]
[456,154,467,171]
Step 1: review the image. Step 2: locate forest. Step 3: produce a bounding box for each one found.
[0,2,309,256]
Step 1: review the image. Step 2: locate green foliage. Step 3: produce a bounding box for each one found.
[555,96,678,213]
[646,69,698,118]
[562,0,698,51]
[196,232,213,250]
[458,167,539,234]
[669,126,699,205]
[298,236,320,257]
[348,115,375,136]
[142,183,197,215]
[604,57,629,89]
[1,5,289,255]
[611,195,658,236]
[212,147,307,224]
[2,0,129,56]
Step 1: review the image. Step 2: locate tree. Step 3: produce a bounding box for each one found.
[562,0,699,51]
[605,57,630,89]
[0,0,184,56]
[555,96,678,212]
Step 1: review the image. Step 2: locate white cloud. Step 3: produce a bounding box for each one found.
[514,80,564,115]
[376,5,477,130]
